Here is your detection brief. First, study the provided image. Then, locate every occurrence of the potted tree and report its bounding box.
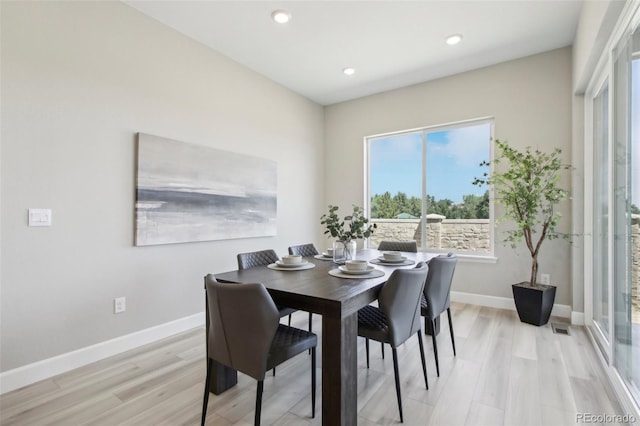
[473,139,571,326]
[320,205,376,264]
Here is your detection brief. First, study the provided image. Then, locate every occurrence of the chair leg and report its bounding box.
[416,332,429,390]
[255,380,264,426]
[391,348,404,423]
[381,342,385,359]
[201,358,213,426]
[431,319,440,377]
[365,338,370,368]
[288,314,292,326]
[311,346,316,418]
[424,316,428,335]
[447,308,456,356]
[272,367,276,376]
[308,313,313,355]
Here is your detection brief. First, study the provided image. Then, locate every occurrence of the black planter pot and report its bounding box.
[512,282,556,326]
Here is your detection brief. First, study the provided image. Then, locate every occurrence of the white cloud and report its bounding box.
[432,125,490,167]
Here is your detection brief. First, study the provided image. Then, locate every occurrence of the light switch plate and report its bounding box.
[28,208,52,227]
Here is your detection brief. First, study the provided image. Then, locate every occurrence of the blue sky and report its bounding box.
[369,123,491,204]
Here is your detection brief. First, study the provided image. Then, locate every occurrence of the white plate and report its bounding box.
[377,256,406,263]
[338,265,376,275]
[321,253,333,258]
[276,260,309,268]
[268,263,315,271]
[370,258,415,266]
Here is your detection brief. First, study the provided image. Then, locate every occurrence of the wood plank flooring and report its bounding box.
[0,303,626,425]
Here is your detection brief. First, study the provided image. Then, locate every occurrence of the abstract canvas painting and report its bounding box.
[135,133,277,246]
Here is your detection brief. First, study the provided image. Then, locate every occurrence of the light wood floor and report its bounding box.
[0,303,626,425]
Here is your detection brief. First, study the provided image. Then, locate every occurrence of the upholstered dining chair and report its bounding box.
[237,248,313,364]
[373,239,418,361]
[202,275,317,426]
[288,243,319,257]
[237,249,297,324]
[377,240,418,252]
[421,252,457,377]
[357,262,430,423]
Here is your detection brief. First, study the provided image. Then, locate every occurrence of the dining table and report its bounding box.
[210,248,435,426]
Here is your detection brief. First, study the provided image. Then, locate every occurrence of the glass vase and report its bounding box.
[333,240,357,264]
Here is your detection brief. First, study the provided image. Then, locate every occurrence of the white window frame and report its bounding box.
[583,1,640,419]
[364,116,495,261]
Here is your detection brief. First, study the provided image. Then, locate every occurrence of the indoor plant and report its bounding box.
[473,139,571,325]
[320,204,376,263]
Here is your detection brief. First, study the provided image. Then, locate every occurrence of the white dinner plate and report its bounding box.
[321,253,333,258]
[338,265,376,275]
[377,256,406,263]
[275,260,309,268]
[370,258,415,266]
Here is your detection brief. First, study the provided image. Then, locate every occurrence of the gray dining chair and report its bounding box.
[288,243,319,257]
[421,252,457,377]
[237,248,313,364]
[237,249,297,323]
[373,239,418,361]
[357,262,430,423]
[202,275,317,426]
[377,240,418,252]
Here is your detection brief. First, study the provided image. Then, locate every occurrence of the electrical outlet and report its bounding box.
[540,274,550,285]
[114,297,126,314]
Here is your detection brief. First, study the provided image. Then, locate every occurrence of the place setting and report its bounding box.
[369,251,416,266]
[268,255,316,271]
[313,247,335,261]
[329,259,385,279]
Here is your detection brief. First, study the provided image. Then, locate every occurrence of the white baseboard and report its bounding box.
[571,311,585,325]
[0,312,205,395]
[451,291,572,319]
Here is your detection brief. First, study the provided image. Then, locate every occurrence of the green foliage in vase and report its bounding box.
[320,205,377,243]
[473,139,571,287]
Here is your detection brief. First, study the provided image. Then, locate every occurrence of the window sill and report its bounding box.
[422,251,497,264]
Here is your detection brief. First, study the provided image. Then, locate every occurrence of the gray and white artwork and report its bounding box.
[135,133,277,246]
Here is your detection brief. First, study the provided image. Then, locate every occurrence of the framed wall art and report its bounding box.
[135,133,277,246]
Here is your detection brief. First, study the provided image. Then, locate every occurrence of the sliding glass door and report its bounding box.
[593,80,610,342]
[612,28,640,402]
[589,21,640,410]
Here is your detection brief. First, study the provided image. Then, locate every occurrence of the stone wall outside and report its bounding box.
[370,217,491,254]
[632,215,639,323]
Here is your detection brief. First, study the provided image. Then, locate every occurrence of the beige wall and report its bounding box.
[0,1,324,371]
[325,47,573,304]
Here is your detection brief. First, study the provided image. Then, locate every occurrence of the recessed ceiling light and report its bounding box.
[446,34,463,45]
[271,10,291,24]
[343,67,355,76]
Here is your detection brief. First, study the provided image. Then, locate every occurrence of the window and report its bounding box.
[593,80,610,341]
[366,118,493,255]
[587,16,640,412]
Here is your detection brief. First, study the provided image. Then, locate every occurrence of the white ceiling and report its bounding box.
[124,0,583,106]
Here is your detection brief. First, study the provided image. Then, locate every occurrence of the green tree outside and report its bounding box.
[371,190,490,219]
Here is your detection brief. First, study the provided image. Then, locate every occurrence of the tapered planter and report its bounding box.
[512,282,556,326]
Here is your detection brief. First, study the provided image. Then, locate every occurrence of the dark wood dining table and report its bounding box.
[211,249,434,426]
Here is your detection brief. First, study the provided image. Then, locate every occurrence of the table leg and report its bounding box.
[322,312,358,426]
[425,316,441,336]
[209,360,237,394]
